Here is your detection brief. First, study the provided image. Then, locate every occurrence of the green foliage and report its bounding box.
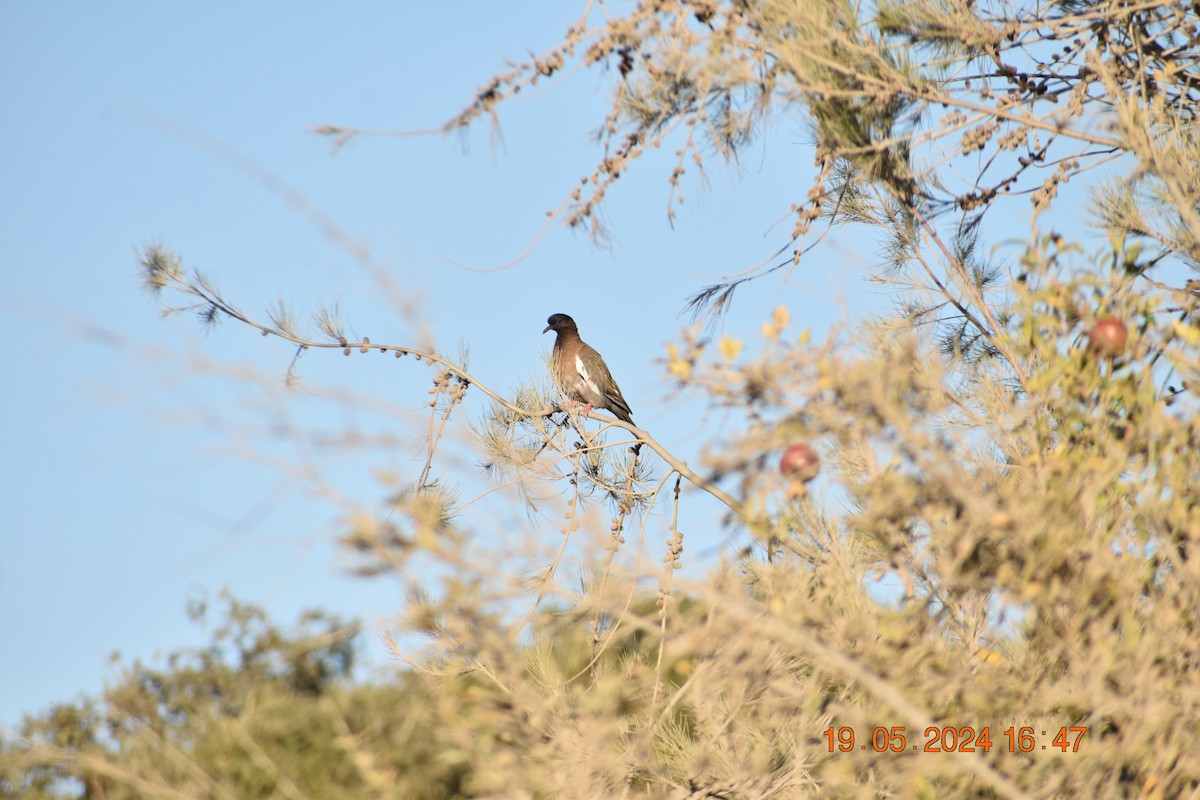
[0,593,469,800]
[362,236,1198,797]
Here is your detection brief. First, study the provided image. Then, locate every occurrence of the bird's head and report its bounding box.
[543,313,578,334]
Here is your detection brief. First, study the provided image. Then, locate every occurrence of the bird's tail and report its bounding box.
[608,395,634,425]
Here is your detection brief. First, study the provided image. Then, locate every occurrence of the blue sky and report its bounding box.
[0,2,889,727]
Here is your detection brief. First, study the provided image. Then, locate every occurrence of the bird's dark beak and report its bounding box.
[542,324,552,334]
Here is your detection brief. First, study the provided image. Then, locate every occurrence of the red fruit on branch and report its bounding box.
[1088,318,1128,358]
[780,443,820,484]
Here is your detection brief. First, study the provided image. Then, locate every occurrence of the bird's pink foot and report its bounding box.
[580,402,594,414]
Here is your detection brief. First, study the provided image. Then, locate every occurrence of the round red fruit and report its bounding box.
[1088,318,1128,358]
[780,443,820,483]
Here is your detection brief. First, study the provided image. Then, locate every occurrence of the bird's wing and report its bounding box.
[574,350,606,403]
[576,345,633,422]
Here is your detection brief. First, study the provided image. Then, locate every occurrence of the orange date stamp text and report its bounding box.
[823,725,1087,754]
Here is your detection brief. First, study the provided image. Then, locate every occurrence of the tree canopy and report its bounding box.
[7,0,1200,798]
